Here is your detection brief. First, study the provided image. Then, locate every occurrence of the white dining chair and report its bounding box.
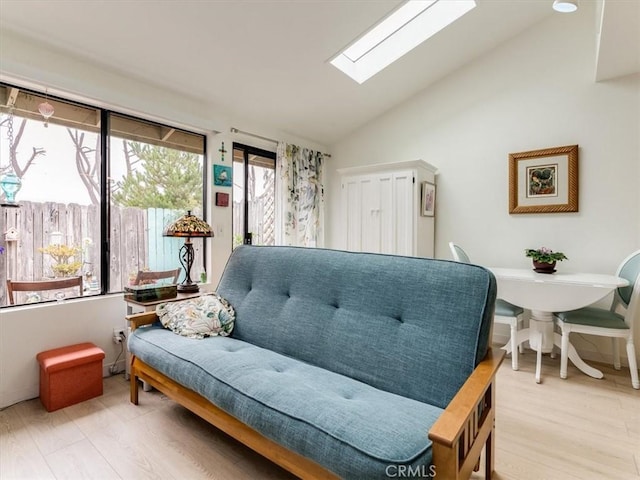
[449,242,525,370]
[554,250,640,389]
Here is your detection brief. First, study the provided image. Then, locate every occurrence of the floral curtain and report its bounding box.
[276,142,324,247]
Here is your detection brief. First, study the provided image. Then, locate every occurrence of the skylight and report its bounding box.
[330,0,476,84]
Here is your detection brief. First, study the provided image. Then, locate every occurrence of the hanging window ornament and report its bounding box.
[0,171,21,205]
[38,100,54,128]
[1,109,22,207]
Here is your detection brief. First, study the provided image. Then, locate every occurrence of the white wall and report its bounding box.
[0,31,326,408]
[327,4,640,364]
[0,295,126,408]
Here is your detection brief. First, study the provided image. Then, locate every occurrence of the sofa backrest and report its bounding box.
[216,246,496,409]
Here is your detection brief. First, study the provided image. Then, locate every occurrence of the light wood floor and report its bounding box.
[1,349,638,480]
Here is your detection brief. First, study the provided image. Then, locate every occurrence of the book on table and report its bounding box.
[124,284,178,302]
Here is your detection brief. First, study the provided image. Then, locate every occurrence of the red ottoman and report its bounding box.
[36,342,105,412]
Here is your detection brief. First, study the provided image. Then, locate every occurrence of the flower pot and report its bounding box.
[533,260,556,274]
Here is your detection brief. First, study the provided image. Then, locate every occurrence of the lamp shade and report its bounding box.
[164,211,213,238]
[552,0,578,13]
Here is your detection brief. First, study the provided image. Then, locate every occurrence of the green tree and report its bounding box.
[112,142,202,209]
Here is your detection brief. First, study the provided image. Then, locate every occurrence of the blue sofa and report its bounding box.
[128,246,504,479]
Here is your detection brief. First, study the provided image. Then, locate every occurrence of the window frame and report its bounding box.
[0,82,207,307]
[232,142,276,247]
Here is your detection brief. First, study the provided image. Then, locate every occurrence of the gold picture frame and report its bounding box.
[509,144,578,214]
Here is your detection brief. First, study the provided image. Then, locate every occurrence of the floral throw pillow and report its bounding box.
[156,294,235,339]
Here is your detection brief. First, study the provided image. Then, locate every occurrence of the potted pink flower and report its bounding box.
[525,247,567,273]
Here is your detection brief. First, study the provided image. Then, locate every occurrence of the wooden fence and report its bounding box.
[232,196,275,246]
[0,203,202,306]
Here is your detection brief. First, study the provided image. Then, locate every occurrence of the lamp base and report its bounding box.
[177,282,200,293]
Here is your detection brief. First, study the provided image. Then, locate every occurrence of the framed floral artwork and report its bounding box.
[509,145,578,214]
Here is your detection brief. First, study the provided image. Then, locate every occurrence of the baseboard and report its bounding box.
[577,348,637,369]
[1,360,127,410]
[0,386,39,410]
[492,332,510,348]
[104,359,127,377]
[492,330,639,369]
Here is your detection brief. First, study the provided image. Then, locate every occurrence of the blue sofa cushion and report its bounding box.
[217,246,496,409]
[495,299,524,317]
[556,307,627,329]
[130,327,443,479]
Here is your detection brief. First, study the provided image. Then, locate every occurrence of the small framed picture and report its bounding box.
[215,192,229,207]
[421,181,436,217]
[213,164,232,187]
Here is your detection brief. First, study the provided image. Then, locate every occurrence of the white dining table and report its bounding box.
[487,267,629,384]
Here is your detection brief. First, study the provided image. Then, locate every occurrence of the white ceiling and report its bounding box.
[0,0,637,146]
[595,0,640,81]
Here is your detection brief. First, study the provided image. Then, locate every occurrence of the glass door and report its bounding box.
[232,144,276,248]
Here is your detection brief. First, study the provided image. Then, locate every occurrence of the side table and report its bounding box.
[123,292,203,381]
[124,291,203,315]
[488,268,628,384]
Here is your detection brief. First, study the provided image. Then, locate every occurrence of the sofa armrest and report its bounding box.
[428,348,505,479]
[126,311,159,331]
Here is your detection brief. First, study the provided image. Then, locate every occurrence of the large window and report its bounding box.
[0,83,206,306]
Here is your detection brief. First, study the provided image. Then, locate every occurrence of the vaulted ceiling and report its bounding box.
[0,0,637,145]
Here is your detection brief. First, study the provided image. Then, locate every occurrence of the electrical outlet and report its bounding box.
[113,328,125,344]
